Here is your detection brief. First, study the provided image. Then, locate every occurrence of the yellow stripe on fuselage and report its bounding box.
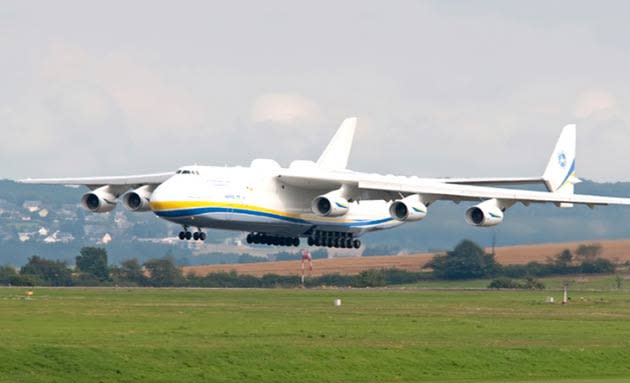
[149,200,370,223]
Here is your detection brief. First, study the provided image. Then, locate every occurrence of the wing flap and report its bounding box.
[437,177,545,186]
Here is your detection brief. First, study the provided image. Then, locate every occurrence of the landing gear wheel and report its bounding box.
[185,231,192,240]
[178,231,185,240]
[314,238,321,247]
[346,239,353,248]
[199,232,206,241]
[246,234,253,244]
[353,239,361,249]
[193,232,200,241]
[307,237,314,246]
[293,237,300,247]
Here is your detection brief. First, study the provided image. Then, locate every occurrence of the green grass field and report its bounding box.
[2,287,630,383]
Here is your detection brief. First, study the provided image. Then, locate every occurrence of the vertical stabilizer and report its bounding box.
[542,124,581,207]
[317,117,357,170]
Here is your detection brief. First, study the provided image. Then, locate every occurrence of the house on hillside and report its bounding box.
[23,201,42,213]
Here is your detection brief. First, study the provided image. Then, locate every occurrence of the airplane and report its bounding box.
[20,118,630,249]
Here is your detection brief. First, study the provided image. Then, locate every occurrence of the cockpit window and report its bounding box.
[176,169,199,175]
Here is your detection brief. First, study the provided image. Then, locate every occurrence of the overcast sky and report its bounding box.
[2,1,630,181]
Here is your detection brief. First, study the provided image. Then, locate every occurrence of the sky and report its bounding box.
[2,1,630,181]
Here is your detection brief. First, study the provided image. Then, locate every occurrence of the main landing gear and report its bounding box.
[178,227,206,241]
[306,231,361,249]
[246,233,300,247]
[245,231,361,249]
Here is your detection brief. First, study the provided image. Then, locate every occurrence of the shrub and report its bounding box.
[581,258,615,274]
[354,269,386,287]
[523,276,545,290]
[488,278,522,289]
[488,277,544,290]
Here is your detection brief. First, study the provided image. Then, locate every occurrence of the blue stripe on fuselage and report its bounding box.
[154,206,393,227]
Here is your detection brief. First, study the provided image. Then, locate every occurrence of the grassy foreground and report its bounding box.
[1,288,630,383]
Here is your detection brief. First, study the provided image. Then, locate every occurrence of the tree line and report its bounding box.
[0,247,427,288]
[0,240,620,288]
[425,240,616,280]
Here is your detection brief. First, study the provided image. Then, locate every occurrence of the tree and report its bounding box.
[556,249,573,267]
[76,247,109,281]
[424,240,499,280]
[0,266,18,285]
[112,258,147,286]
[575,243,602,263]
[20,256,72,286]
[143,258,184,287]
[546,249,578,274]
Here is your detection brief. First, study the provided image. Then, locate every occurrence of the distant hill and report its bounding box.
[0,179,630,266]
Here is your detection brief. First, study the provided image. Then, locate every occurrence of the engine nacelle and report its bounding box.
[122,185,154,212]
[389,195,427,222]
[465,199,504,227]
[312,192,349,217]
[80,186,117,213]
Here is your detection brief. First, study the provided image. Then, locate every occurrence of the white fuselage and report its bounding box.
[149,164,402,237]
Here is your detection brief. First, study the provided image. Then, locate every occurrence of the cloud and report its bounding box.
[250,93,320,124]
[575,90,616,119]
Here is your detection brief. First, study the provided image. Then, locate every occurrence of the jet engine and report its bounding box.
[312,192,349,217]
[389,195,427,222]
[80,186,117,213]
[465,199,504,227]
[122,185,154,212]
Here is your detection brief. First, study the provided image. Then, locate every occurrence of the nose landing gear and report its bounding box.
[178,227,206,241]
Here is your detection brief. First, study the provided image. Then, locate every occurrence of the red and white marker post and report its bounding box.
[300,249,313,287]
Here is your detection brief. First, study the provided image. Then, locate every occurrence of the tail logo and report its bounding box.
[558,152,567,168]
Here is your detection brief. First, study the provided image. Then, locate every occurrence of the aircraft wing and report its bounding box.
[19,172,174,187]
[357,179,630,206]
[277,170,630,207]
